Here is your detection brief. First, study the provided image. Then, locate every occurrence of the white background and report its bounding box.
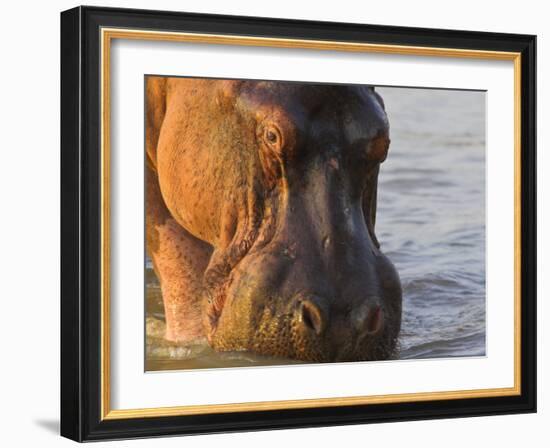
[0,0,546,447]
[111,40,515,409]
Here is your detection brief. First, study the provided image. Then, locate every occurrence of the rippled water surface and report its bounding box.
[146,86,486,371]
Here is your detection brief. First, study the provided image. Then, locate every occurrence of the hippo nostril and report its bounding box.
[354,303,384,336]
[297,298,326,335]
[365,306,384,335]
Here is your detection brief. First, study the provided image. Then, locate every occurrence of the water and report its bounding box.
[146,86,486,370]
[377,87,486,359]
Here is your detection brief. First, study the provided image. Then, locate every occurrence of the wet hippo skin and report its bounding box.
[145,77,402,362]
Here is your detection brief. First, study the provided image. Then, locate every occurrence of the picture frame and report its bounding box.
[60,5,536,441]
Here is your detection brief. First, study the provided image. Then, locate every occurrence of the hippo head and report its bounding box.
[159,79,402,362]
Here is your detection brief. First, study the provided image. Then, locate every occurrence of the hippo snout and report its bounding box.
[208,249,399,363]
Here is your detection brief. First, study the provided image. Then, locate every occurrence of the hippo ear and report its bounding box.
[365,86,386,110]
[371,88,386,111]
[217,80,244,109]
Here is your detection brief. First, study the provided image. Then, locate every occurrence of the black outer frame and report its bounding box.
[60,5,536,442]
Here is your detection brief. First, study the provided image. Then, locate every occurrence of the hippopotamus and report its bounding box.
[145,77,402,363]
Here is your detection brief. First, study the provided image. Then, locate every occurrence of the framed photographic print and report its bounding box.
[60,6,536,441]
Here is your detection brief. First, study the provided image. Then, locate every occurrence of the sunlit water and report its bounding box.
[146,86,486,371]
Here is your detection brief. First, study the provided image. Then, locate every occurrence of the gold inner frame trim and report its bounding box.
[100,27,522,420]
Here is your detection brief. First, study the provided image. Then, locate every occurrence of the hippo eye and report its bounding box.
[367,134,390,163]
[262,125,283,150]
[266,130,277,143]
